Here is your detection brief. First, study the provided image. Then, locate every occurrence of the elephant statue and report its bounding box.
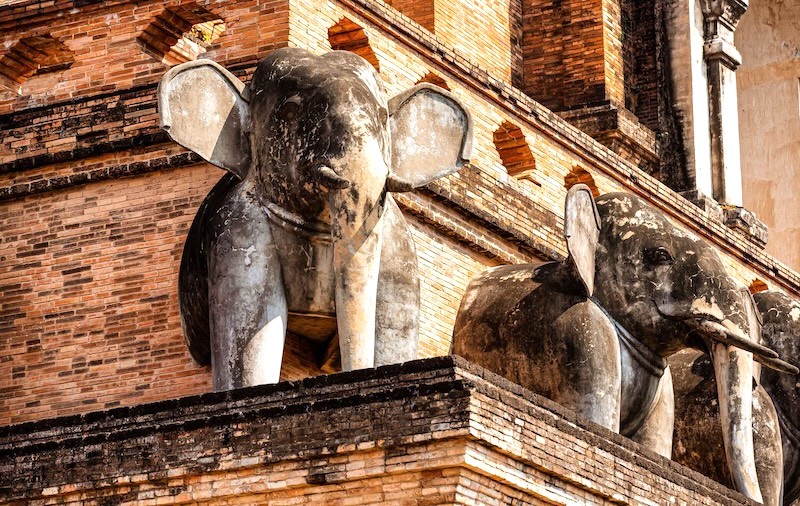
[451,185,796,504]
[673,290,800,505]
[158,48,472,390]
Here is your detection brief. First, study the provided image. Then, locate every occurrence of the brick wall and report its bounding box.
[0,0,289,115]
[521,0,625,111]
[1,0,799,429]
[383,0,434,32]
[0,357,759,505]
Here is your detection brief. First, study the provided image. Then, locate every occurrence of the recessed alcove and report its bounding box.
[749,278,769,294]
[564,164,600,197]
[328,17,380,72]
[137,4,226,66]
[416,71,450,90]
[0,35,75,94]
[493,121,540,185]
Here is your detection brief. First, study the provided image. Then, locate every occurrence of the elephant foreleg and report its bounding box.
[551,300,622,431]
[333,212,384,371]
[628,367,674,458]
[375,196,420,366]
[208,190,288,390]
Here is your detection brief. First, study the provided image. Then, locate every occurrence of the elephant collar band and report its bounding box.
[596,303,667,377]
[775,400,800,449]
[259,198,333,241]
[615,320,667,377]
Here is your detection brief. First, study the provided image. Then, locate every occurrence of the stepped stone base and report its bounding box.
[0,357,754,505]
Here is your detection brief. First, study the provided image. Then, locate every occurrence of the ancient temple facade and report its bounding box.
[0,0,797,504]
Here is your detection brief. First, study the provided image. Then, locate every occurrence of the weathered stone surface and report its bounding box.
[0,357,762,505]
[159,49,472,390]
[453,188,795,503]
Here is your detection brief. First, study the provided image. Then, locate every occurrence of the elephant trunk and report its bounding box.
[324,137,389,372]
[708,341,763,503]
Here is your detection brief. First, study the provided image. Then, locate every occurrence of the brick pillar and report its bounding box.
[522,0,624,111]
[522,0,659,173]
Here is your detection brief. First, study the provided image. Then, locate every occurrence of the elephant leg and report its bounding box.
[333,210,384,372]
[550,301,622,431]
[628,367,674,458]
[208,190,287,390]
[375,196,420,366]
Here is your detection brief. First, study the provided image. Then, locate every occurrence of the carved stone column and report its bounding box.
[700,0,747,205]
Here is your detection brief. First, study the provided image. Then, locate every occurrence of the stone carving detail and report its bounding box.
[158,48,472,390]
[452,185,796,504]
[674,290,800,506]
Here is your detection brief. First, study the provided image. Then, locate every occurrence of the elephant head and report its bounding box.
[593,193,794,501]
[158,48,472,386]
[453,187,794,503]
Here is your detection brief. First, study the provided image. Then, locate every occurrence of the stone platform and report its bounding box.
[0,356,754,505]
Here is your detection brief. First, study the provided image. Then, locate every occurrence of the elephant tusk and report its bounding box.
[316,164,351,190]
[688,318,784,362]
[754,354,800,374]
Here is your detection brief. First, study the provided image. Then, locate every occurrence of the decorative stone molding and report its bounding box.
[699,0,748,35]
[723,206,768,247]
[704,39,742,70]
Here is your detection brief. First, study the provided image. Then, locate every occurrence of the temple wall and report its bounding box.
[737,0,800,271]
[1,0,798,427]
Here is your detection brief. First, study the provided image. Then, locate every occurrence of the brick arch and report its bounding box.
[564,165,600,198]
[328,18,380,72]
[0,35,74,94]
[748,278,769,294]
[415,72,450,91]
[493,121,539,185]
[137,3,226,66]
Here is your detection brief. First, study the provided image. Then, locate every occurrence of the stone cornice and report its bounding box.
[700,0,749,36]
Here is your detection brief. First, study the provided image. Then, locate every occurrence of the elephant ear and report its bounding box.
[158,59,251,179]
[387,83,473,190]
[564,184,601,297]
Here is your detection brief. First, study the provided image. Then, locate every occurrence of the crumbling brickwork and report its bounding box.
[0,357,761,505]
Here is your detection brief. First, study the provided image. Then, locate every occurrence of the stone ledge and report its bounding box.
[558,103,660,170]
[724,206,769,247]
[0,356,756,505]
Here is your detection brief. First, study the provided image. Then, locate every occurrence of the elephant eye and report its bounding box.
[278,97,302,121]
[644,246,674,266]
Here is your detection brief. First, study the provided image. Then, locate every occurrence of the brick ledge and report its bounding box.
[0,356,756,505]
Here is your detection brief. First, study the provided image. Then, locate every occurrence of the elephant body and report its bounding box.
[160,48,472,390]
[452,187,795,503]
[454,261,672,446]
[673,290,800,505]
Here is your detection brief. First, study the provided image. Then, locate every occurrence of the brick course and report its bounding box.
[0,357,760,505]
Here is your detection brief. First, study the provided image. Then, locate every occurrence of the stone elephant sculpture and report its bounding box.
[673,290,800,505]
[452,185,795,503]
[158,48,472,390]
